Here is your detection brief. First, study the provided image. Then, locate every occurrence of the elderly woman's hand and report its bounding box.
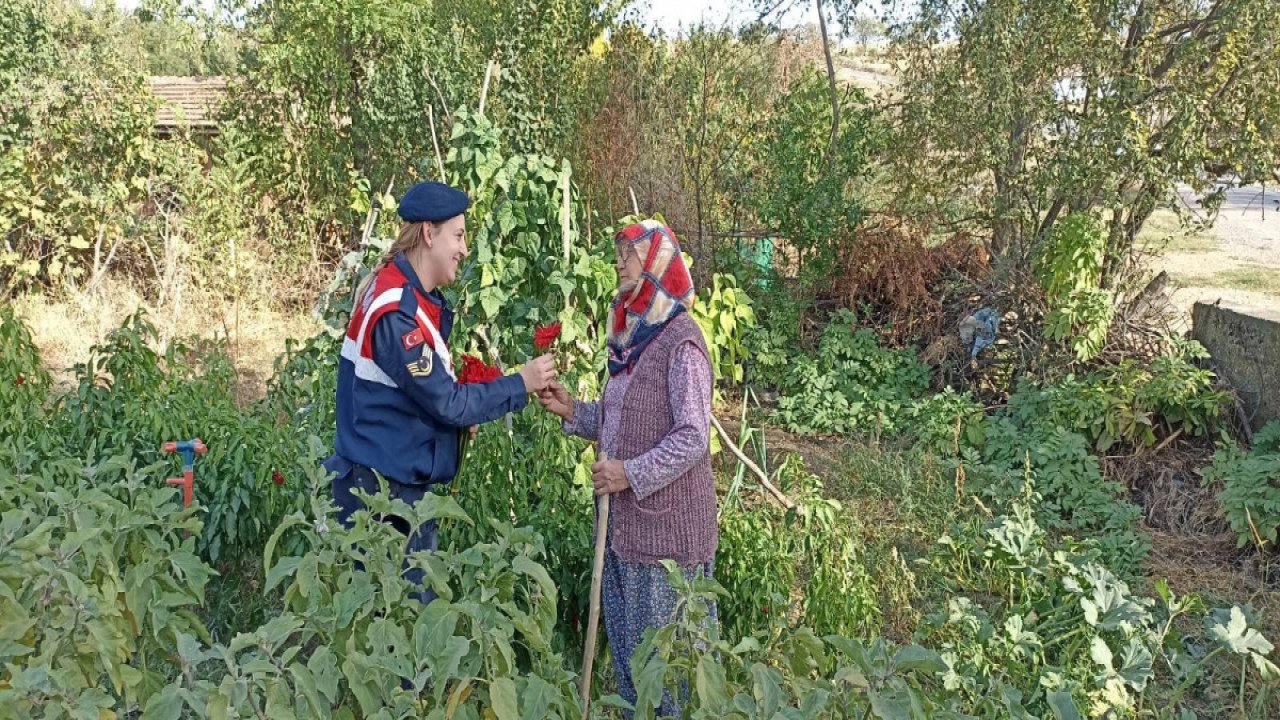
[591,459,629,496]
[537,380,574,421]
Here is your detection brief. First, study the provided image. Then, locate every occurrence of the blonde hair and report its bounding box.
[353,221,428,303]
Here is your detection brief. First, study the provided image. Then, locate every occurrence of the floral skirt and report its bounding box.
[601,542,716,719]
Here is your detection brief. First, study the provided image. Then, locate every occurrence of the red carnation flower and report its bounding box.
[458,354,503,384]
[272,470,285,486]
[14,375,24,386]
[533,322,562,351]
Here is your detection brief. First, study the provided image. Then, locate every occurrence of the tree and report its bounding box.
[887,0,1280,288]
[0,0,160,295]
[576,23,830,277]
[850,13,886,49]
[226,0,622,259]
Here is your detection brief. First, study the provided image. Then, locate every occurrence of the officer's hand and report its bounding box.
[537,380,574,421]
[519,354,557,393]
[591,459,629,496]
[469,425,478,440]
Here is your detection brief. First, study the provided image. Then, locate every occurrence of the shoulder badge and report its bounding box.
[406,352,433,378]
[402,328,425,351]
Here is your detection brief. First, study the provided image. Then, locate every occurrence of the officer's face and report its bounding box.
[615,242,643,289]
[426,215,468,285]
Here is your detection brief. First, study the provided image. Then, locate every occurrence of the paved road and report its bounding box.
[1176,182,1280,267]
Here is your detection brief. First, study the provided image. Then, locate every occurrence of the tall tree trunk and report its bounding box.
[1102,188,1156,290]
[816,0,841,172]
[991,115,1030,259]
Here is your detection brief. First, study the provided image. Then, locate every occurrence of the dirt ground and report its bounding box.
[1144,183,1280,322]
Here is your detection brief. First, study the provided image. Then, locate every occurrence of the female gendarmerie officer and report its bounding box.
[324,180,556,601]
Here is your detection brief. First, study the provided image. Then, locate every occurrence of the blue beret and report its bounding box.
[397,181,470,223]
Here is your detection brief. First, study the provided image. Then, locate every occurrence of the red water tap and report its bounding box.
[163,439,207,509]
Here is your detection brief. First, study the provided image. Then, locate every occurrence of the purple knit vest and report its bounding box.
[607,313,718,567]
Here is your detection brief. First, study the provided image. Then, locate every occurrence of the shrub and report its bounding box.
[1206,422,1280,550]
[160,477,583,719]
[926,491,1278,718]
[963,419,1149,575]
[1006,350,1227,453]
[690,273,757,386]
[905,387,988,456]
[718,454,880,641]
[0,463,211,716]
[17,311,311,563]
[774,311,930,436]
[1035,213,1114,362]
[0,306,54,451]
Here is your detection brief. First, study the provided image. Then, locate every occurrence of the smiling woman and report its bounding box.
[323,180,559,603]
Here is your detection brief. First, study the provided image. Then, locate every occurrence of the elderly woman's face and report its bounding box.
[615,243,643,289]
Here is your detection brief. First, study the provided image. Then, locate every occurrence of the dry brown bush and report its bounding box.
[826,217,990,346]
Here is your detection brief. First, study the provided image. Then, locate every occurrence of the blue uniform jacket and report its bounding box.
[327,254,527,485]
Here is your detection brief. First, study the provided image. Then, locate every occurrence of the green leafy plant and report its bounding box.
[691,273,757,386]
[621,563,955,720]
[965,419,1149,575]
[1006,352,1227,453]
[718,453,880,641]
[906,387,988,456]
[1035,213,1114,362]
[774,311,930,436]
[0,306,53,446]
[927,486,1277,718]
[154,465,583,720]
[42,312,309,563]
[1205,422,1280,550]
[445,107,616,374]
[0,460,212,717]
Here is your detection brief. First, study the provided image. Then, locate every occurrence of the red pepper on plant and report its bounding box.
[14,375,24,386]
[272,470,285,486]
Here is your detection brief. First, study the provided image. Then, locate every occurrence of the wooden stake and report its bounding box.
[427,105,445,180]
[580,453,611,713]
[561,169,572,265]
[479,59,498,117]
[709,414,795,510]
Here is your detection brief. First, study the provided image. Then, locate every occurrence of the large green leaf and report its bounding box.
[489,676,518,720]
[1047,690,1082,720]
[140,684,184,720]
[696,654,729,709]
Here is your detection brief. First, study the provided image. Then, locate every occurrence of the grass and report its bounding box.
[727,418,965,629]
[1209,267,1280,293]
[820,442,961,638]
[200,555,283,644]
[16,277,323,404]
[1177,266,1280,294]
[1138,208,1220,254]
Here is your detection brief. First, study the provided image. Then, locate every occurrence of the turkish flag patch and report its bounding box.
[402,328,425,351]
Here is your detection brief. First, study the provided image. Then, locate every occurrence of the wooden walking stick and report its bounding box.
[580,451,611,713]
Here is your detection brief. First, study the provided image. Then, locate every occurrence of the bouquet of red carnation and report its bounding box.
[459,354,503,384]
[533,321,562,352]
[454,354,503,479]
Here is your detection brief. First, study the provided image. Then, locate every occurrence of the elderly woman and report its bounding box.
[538,219,717,715]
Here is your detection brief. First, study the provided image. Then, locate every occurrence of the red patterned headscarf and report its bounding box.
[607,220,695,376]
